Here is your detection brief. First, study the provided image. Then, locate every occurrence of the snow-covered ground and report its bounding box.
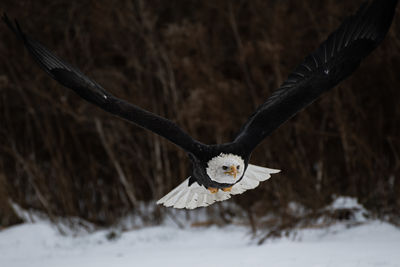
[2,220,400,267]
[1,198,400,267]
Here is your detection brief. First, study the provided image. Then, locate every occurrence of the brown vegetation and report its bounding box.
[1,0,399,229]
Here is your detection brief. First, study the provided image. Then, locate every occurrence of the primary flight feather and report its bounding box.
[3,0,398,209]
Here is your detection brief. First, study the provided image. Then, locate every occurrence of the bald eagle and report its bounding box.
[3,0,398,209]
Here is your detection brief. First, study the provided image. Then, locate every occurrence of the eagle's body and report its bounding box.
[187,144,249,189]
[3,0,398,209]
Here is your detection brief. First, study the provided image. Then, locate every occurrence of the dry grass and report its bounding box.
[0,0,399,228]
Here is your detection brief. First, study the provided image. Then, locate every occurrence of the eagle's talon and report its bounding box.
[222,186,233,192]
[208,187,218,194]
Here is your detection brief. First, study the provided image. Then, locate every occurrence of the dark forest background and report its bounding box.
[1,0,399,231]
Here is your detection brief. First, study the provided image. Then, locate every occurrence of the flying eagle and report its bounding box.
[3,0,398,209]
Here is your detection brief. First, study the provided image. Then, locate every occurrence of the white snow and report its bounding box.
[2,197,399,267]
[1,219,400,267]
[329,196,364,210]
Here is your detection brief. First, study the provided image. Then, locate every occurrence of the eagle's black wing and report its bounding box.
[3,14,205,154]
[233,0,398,155]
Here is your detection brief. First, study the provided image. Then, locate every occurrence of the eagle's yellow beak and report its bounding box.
[224,165,238,179]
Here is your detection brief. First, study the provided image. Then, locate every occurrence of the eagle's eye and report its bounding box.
[237,165,240,170]
[222,166,228,170]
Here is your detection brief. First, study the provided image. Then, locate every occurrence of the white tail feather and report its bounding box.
[156,164,280,209]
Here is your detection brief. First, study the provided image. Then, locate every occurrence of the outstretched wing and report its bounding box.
[234,0,398,154]
[3,14,205,154]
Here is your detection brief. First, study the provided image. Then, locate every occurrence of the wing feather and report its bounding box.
[233,0,397,154]
[2,14,204,154]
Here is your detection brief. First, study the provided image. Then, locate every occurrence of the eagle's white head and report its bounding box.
[206,153,245,184]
